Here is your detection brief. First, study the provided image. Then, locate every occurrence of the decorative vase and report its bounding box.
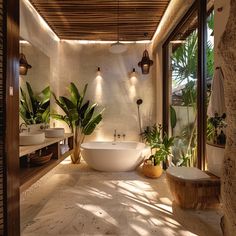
[142,160,163,178]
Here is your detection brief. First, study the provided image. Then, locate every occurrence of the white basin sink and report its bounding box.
[20,131,45,146]
[44,128,65,138]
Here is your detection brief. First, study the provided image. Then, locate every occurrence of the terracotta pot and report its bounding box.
[142,161,163,178]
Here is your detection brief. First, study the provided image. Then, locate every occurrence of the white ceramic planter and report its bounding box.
[206,143,225,177]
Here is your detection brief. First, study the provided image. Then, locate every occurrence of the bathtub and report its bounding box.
[81,141,150,171]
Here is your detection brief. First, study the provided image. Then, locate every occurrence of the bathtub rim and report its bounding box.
[81,141,148,151]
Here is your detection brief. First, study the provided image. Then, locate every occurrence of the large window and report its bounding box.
[162,0,213,169]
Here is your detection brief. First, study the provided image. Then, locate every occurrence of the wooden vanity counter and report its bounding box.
[19,133,73,157]
[19,133,74,192]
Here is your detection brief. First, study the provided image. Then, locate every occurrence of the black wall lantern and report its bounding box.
[138,49,153,74]
[19,53,32,75]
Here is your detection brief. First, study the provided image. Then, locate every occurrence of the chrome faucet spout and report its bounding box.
[19,123,28,133]
[113,129,117,142]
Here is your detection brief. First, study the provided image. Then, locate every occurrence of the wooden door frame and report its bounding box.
[162,0,207,169]
[3,0,20,235]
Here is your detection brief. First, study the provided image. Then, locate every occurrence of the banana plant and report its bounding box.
[52,82,104,164]
[20,82,50,125]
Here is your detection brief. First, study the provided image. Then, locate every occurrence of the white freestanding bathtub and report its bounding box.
[81,141,150,171]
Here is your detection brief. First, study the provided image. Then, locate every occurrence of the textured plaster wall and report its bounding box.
[214,0,230,67]
[19,43,50,94]
[52,42,156,141]
[20,0,59,97]
[217,0,236,235]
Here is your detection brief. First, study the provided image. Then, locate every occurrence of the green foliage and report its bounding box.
[207,113,227,144]
[142,124,162,150]
[181,81,197,109]
[170,105,177,130]
[52,82,104,136]
[207,119,215,142]
[142,124,175,166]
[20,82,50,125]
[170,14,214,166]
[172,31,198,83]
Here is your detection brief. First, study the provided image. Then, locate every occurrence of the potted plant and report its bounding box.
[141,124,175,178]
[20,82,50,129]
[52,82,104,164]
[206,113,226,177]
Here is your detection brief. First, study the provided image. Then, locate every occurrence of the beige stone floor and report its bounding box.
[20,158,223,236]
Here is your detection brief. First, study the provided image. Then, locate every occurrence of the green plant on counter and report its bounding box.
[20,82,50,125]
[207,113,227,145]
[52,82,104,164]
[142,124,175,167]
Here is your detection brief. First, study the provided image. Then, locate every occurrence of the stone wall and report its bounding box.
[218,0,236,235]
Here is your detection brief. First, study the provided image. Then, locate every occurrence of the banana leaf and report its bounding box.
[83,113,103,135]
[26,82,39,115]
[69,82,81,106]
[20,83,51,124]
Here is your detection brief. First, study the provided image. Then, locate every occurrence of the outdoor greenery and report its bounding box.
[170,12,214,167]
[142,124,175,167]
[52,82,104,164]
[20,82,50,125]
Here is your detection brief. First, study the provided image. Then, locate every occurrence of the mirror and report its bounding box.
[19,39,51,126]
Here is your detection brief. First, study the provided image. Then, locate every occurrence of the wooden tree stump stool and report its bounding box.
[166,167,220,209]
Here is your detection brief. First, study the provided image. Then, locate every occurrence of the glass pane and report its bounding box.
[168,10,198,167]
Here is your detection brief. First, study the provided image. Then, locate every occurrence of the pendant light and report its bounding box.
[109,0,127,54]
[19,53,32,75]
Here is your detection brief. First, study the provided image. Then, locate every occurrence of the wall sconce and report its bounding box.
[138,49,153,74]
[19,53,32,75]
[131,68,136,77]
[97,67,101,76]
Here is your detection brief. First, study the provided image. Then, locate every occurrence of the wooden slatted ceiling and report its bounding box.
[29,0,170,41]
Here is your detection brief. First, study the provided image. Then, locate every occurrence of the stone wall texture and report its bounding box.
[218,0,236,235]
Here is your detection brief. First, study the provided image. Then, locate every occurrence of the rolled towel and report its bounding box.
[60,144,70,155]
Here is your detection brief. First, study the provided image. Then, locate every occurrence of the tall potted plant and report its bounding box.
[142,124,174,178]
[52,82,104,164]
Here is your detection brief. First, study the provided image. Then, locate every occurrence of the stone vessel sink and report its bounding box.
[20,131,45,146]
[44,128,65,138]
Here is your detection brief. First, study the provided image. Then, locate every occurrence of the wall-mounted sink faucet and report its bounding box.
[19,123,28,133]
